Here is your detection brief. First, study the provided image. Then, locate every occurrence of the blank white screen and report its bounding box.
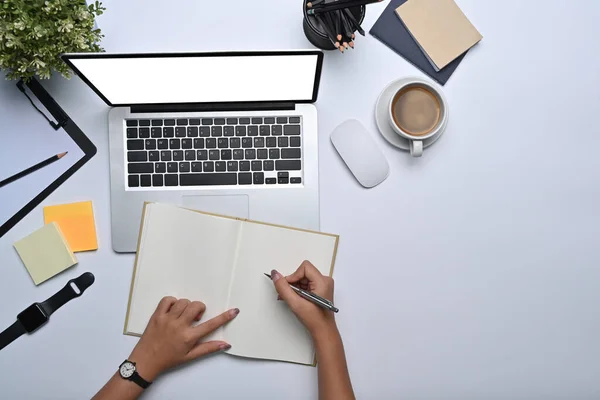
[68,54,319,105]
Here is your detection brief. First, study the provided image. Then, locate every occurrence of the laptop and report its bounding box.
[61,51,324,253]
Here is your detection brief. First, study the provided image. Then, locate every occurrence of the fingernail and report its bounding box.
[229,308,240,317]
[220,344,231,351]
[271,269,281,282]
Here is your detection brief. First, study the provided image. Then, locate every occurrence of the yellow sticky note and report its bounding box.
[44,201,98,252]
[14,222,78,285]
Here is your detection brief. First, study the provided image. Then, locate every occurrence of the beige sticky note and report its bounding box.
[397,0,482,70]
[44,201,98,252]
[14,222,78,285]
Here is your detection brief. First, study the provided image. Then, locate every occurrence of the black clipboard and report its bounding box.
[0,78,97,238]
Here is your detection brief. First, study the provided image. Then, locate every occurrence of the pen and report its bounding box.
[264,273,339,313]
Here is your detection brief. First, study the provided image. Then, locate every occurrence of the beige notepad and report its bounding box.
[14,222,78,285]
[125,203,339,365]
[397,0,482,71]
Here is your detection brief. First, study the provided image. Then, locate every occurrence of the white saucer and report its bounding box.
[375,77,448,151]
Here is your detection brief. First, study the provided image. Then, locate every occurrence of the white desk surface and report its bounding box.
[2,0,600,398]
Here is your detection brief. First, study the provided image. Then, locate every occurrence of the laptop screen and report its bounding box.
[61,52,323,107]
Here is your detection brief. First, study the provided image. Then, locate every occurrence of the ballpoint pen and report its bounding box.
[264,273,339,313]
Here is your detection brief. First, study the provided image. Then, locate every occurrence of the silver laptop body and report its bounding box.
[62,51,324,252]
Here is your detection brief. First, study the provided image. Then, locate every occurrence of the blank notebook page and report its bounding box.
[224,222,338,365]
[126,204,241,338]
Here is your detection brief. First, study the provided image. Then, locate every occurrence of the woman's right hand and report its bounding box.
[270,260,337,339]
[272,262,355,400]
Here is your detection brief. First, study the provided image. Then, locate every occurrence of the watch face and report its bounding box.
[120,362,136,378]
[16,304,49,333]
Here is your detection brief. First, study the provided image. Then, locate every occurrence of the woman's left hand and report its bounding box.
[128,296,239,381]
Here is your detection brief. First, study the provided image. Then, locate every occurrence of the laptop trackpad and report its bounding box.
[181,195,249,219]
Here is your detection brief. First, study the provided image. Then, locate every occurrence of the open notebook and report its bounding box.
[125,203,339,365]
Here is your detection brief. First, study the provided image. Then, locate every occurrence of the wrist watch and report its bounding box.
[0,272,95,352]
[119,360,152,389]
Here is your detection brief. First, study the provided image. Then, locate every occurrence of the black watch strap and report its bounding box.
[131,372,152,389]
[39,272,95,316]
[0,272,95,352]
[0,321,27,351]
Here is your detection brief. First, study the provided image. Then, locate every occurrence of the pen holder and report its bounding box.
[302,1,366,51]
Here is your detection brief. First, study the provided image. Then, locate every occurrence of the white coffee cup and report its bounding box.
[388,79,448,157]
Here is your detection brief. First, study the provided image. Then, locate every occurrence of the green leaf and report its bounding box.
[0,0,106,80]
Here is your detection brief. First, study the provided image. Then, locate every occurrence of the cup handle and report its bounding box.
[410,140,423,157]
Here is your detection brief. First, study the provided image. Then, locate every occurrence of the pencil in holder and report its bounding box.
[303,0,365,51]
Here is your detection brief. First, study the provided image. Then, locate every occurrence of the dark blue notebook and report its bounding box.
[369,0,466,85]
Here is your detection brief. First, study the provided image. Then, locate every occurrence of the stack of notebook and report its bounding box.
[370,0,482,85]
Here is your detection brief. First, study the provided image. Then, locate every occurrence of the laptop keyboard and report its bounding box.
[125,117,303,188]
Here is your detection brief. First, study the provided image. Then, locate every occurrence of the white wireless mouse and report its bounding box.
[330,119,389,188]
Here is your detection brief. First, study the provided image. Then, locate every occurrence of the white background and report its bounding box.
[1,0,600,399]
[68,55,319,104]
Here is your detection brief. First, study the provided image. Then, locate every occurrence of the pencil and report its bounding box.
[334,10,343,41]
[341,29,349,49]
[323,11,335,38]
[322,12,344,51]
[307,0,382,15]
[343,7,365,36]
[309,0,363,9]
[340,11,354,40]
[0,152,68,188]
[315,14,342,51]
[306,0,325,8]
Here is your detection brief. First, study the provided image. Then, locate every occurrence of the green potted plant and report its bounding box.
[0,0,105,81]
